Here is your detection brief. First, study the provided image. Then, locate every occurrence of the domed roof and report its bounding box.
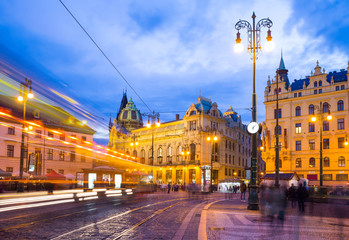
[117,98,143,130]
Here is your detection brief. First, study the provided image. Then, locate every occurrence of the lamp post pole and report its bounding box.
[206,132,218,192]
[275,69,280,188]
[145,111,160,166]
[235,12,273,210]
[311,101,332,187]
[17,78,34,192]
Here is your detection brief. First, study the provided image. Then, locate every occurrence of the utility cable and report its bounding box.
[58,0,152,112]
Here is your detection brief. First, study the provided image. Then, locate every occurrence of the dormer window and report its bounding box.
[33,110,40,119]
[190,111,196,116]
[319,80,322,87]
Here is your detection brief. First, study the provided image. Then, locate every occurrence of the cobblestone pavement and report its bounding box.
[0,191,214,240]
[1,191,348,240]
[202,193,349,240]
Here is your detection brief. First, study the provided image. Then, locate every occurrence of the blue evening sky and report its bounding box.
[0,0,348,143]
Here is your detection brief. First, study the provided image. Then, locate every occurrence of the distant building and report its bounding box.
[0,95,95,179]
[262,56,349,185]
[109,95,256,186]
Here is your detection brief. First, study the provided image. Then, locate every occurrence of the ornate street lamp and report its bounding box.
[145,111,160,166]
[17,78,34,192]
[235,12,273,210]
[310,102,332,187]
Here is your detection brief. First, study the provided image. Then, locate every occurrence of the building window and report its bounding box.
[229,141,231,150]
[322,102,329,113]
[319,80,322,87]
[190,143,196,161]
[296,141,301,151]
[314,81,317,87]
[338,119,344,130]
[298,92,302,97]
[295,123,302,134]
[274,109,282,119]
[48,132,54,138]
[35,130,42,138]
[229,155,231,164]
[59,151,65,161]
[81,136,86,142]
[157,147,163,163]
[225,168,227,176]
[309,105,314,115]
[309,158,315,168]
[6,167,13,172]
[337,100,344,111]
[189,120,196,130]
[7,145,14,157]
[323,138,329,149]
[295,106,301,116]
[274,125,282,135]
[309,122,315,132]
[296,158,302,168]
[58,169,64,175]
[47,149,53,160]
[229,168,231,176]
[338,137,345,148]
[133,150,137,157]
[309,140,315,150]
[70,151,76,161]
[324,157,330,167]
[319,89,322,94]
[167,146,173,163]
[323,121,329,131]
[338,156,345,167]
[336,174,348,181]
[149,148,153,161]
[60,134,65,141]
[323,174,332,181]
[294,93,297,97]
[341,85,345,90]
[314,90,317,94]
[279,158,282,168]
[225,153,227,163]
[336,86,339,91]
[8,127,15,135]
[176,146,183,161]
[70,135,77,143]
[46,168,53,174]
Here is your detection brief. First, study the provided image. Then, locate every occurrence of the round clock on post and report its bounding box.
[247,122,259,134]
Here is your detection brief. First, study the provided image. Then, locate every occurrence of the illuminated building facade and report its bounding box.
[109,95,253,186]
[262,57,349,185]
[0,95,95,177]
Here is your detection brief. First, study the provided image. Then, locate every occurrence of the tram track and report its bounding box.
[50,198,188,240]
[0,195,185,232]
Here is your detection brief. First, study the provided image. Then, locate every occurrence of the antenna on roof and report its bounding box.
[199,89,201,97]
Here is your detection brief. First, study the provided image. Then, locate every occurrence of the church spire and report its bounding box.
[108,114,113,132]
[279,49,286,70]
[116,91,128,120]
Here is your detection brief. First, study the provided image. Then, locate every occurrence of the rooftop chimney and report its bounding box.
[176,114,180,120]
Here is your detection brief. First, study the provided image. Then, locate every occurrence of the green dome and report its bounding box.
[117,98,143,130]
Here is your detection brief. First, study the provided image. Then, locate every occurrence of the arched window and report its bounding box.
[189,143,195,161]
[338,156,345,167]
[314,81,317,87]
[337,100,344,111]
[140,149,145,164]
[279,88,281,93]
[176,146,183,161]
[296,158,302,168]
[148,148,153,164]
[274,88,277,95]
[323,102,329,113]
[274,125,282,135]
[309,104,314,115]
[167,146,173,163]
[324,157,330,167]
[295,106,301,116]
[157,147,163,163]
[309,157,315,168]
[319,80,322,87]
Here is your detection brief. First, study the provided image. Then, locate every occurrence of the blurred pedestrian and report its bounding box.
[167,182,171,194]
[233,185,237,194]
[297,183,307,213]
[240,182,247,201]
[288,183,297,208]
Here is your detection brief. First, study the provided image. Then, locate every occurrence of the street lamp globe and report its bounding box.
[207,137,211,141]
[28,92,34,99]
[17,95,23,102]
[213,136,218,141]
[327,115,332,121]
[264,29,274,52]
[234,42,244,53]
[311,116,317,122]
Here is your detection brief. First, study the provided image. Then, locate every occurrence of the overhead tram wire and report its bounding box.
[58,0,152,113]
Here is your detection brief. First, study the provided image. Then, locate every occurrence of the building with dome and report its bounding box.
[262,56,349,185]
[108,94,264,187]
